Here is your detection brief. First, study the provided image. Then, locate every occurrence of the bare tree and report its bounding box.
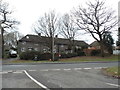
[34,11,59,37]
[73,0,117,57]
[59,13,79,52]
[4,31,24,49]
[33,11,59,60]
[0,0,20,58]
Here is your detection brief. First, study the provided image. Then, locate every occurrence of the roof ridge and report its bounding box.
[26,34,84,42]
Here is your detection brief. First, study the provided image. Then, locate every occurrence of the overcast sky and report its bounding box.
[4,0,120,44]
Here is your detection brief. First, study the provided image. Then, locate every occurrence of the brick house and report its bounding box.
[89,41,101,49]
[84,41,113,56]
[18,34,89,54]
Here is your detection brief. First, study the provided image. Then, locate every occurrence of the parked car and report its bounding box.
[9,50,17,58]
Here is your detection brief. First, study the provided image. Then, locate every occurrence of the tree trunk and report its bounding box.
[99,41,105,57]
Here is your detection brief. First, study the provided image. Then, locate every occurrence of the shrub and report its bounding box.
[40,53,51,60]
[19,51,59,61]
[77,51,85,56]
[91,49,101,56]
[19,51,41,60]
[60,53,78,59]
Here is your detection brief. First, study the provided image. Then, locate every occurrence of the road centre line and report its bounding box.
[83,68,92,70]
[0,71,8,74]
[106,83,120,87]
[1,66,107,74]
[28,70,37,71]
[24,70,50,90]
[13,71,23,74]
[51,69,61,71]
[7,70,13,73]
[74,68,82,70]
[63,68,71,71]
[94,67,103,69]
[40,69,49,71]
[102,67,107,68]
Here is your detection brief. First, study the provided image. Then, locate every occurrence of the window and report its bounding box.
[34,44,39,46]
[22,42,26,45]
[26,36,29,39]
[21,47,26,52]
[28,47,33,51]
[61,45,64,47]
[35,48,38,51]
[43,49,47,53]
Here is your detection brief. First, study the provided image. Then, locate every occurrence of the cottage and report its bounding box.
[18,34,89,54]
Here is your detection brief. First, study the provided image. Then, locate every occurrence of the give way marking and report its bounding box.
[23,70,50,90]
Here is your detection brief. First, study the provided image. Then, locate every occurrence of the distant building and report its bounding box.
[89,41,101,49]
[18,34,89,54]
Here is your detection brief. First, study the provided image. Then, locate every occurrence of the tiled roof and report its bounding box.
[90,41,99,47]
[19,34,89,47]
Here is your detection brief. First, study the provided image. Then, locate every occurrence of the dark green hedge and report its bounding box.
[60,53,78,58]
[91,49,101,56]
[19,51,41,60]
[19,51,86,60]
[19,51,59,61]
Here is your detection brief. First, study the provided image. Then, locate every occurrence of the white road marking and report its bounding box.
[24,70,50,90]
[94,67,103,69]
[40,69,49,71]
[7,70,13,73]
[0,71,8,74]
[51,69,61,71]
[13,71,23,74]
[74,68,82,70]
[17,70,24,72]
[28,70,37,71]
[102,67,107,68]
[63,69,71,71]
[83,68,92,70]
[106,83,120,87]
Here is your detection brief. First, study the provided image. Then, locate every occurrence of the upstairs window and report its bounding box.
[34,44,39,46]
[35,48,38,51]
[22,42,26,45]
[21,47,26,52]
[28,47,33,51]
[26,36,29,39]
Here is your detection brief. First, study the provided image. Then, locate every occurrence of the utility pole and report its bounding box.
[52,35,54,61]
[0,22,4,58]
[0,24,2,59]
[0,23,4,59]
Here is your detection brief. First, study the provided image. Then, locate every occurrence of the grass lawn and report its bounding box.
[4,55,119,64]
[59,55,119,62]
[102,66,120,78]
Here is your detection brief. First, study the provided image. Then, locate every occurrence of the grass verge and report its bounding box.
[102,66,120,79]
[59,55,119,62]
[3,55,119,64]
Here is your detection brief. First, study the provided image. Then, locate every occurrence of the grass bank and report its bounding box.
[102,66,120,78]
[59,55,119,62]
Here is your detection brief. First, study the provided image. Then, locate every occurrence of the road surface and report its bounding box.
[1,62,120,89]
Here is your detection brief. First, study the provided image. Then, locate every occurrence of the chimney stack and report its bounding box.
[38,33,41,36]
[55,35,58,38]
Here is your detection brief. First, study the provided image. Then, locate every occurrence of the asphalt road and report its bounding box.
[1,62,120,89]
